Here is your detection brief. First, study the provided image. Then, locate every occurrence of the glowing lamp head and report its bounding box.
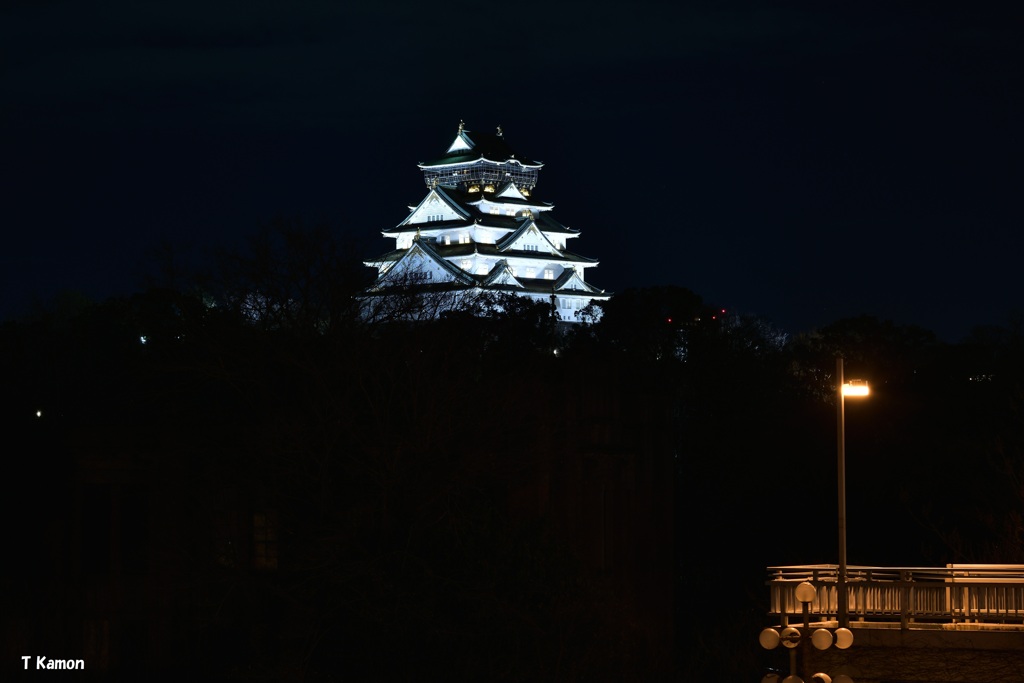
[842,380,869,397]
[780,627,802,648]
[795,581,817,603]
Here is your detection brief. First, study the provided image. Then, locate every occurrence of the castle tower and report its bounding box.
[362,123,610,321]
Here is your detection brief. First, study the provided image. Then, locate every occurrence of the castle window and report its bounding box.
[444,235,451,245]
[489,206,499,215]
[459,234,471,244]
[544,269,554,280]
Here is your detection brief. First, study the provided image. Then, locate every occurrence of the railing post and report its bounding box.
[900,570,910,630]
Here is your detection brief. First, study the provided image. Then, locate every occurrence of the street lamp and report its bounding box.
[836,358,869,629]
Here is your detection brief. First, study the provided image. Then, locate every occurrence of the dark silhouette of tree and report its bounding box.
[906,318,1024,563]
[10,230,662,680]
[209,217,371,337]
[586,285,711,362]
[9,232,1024,682]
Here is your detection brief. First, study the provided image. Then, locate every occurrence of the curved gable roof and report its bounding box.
[496,220,563,256]
[373,239,476,288]
[553,269,603,294]
[481,260,525,289]
[397,186,472,228]
[420,126,542,168]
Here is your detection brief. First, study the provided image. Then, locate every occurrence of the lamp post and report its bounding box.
[836,357,869,629]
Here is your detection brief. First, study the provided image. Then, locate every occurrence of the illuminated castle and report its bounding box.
[362,122,609,321]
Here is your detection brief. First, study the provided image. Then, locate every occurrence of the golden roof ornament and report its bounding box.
[458,120,465,133]
[496,125,503,137]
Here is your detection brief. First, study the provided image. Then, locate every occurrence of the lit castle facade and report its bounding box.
[362,123,610,321]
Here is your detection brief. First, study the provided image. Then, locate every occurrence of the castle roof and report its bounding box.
[384,186,578,236]
[419,125,542,169]
[365,243,599,266]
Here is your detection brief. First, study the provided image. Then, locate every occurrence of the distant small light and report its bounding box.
[36,410,43,418]
[140,335,148,344]
[666,317,672,323]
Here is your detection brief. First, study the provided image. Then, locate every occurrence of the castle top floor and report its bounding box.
[418,122,542,194]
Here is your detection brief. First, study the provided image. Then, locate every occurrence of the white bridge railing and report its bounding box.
[768,564,1024,629]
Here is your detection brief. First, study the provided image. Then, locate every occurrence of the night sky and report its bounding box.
[3,2,1021,342]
